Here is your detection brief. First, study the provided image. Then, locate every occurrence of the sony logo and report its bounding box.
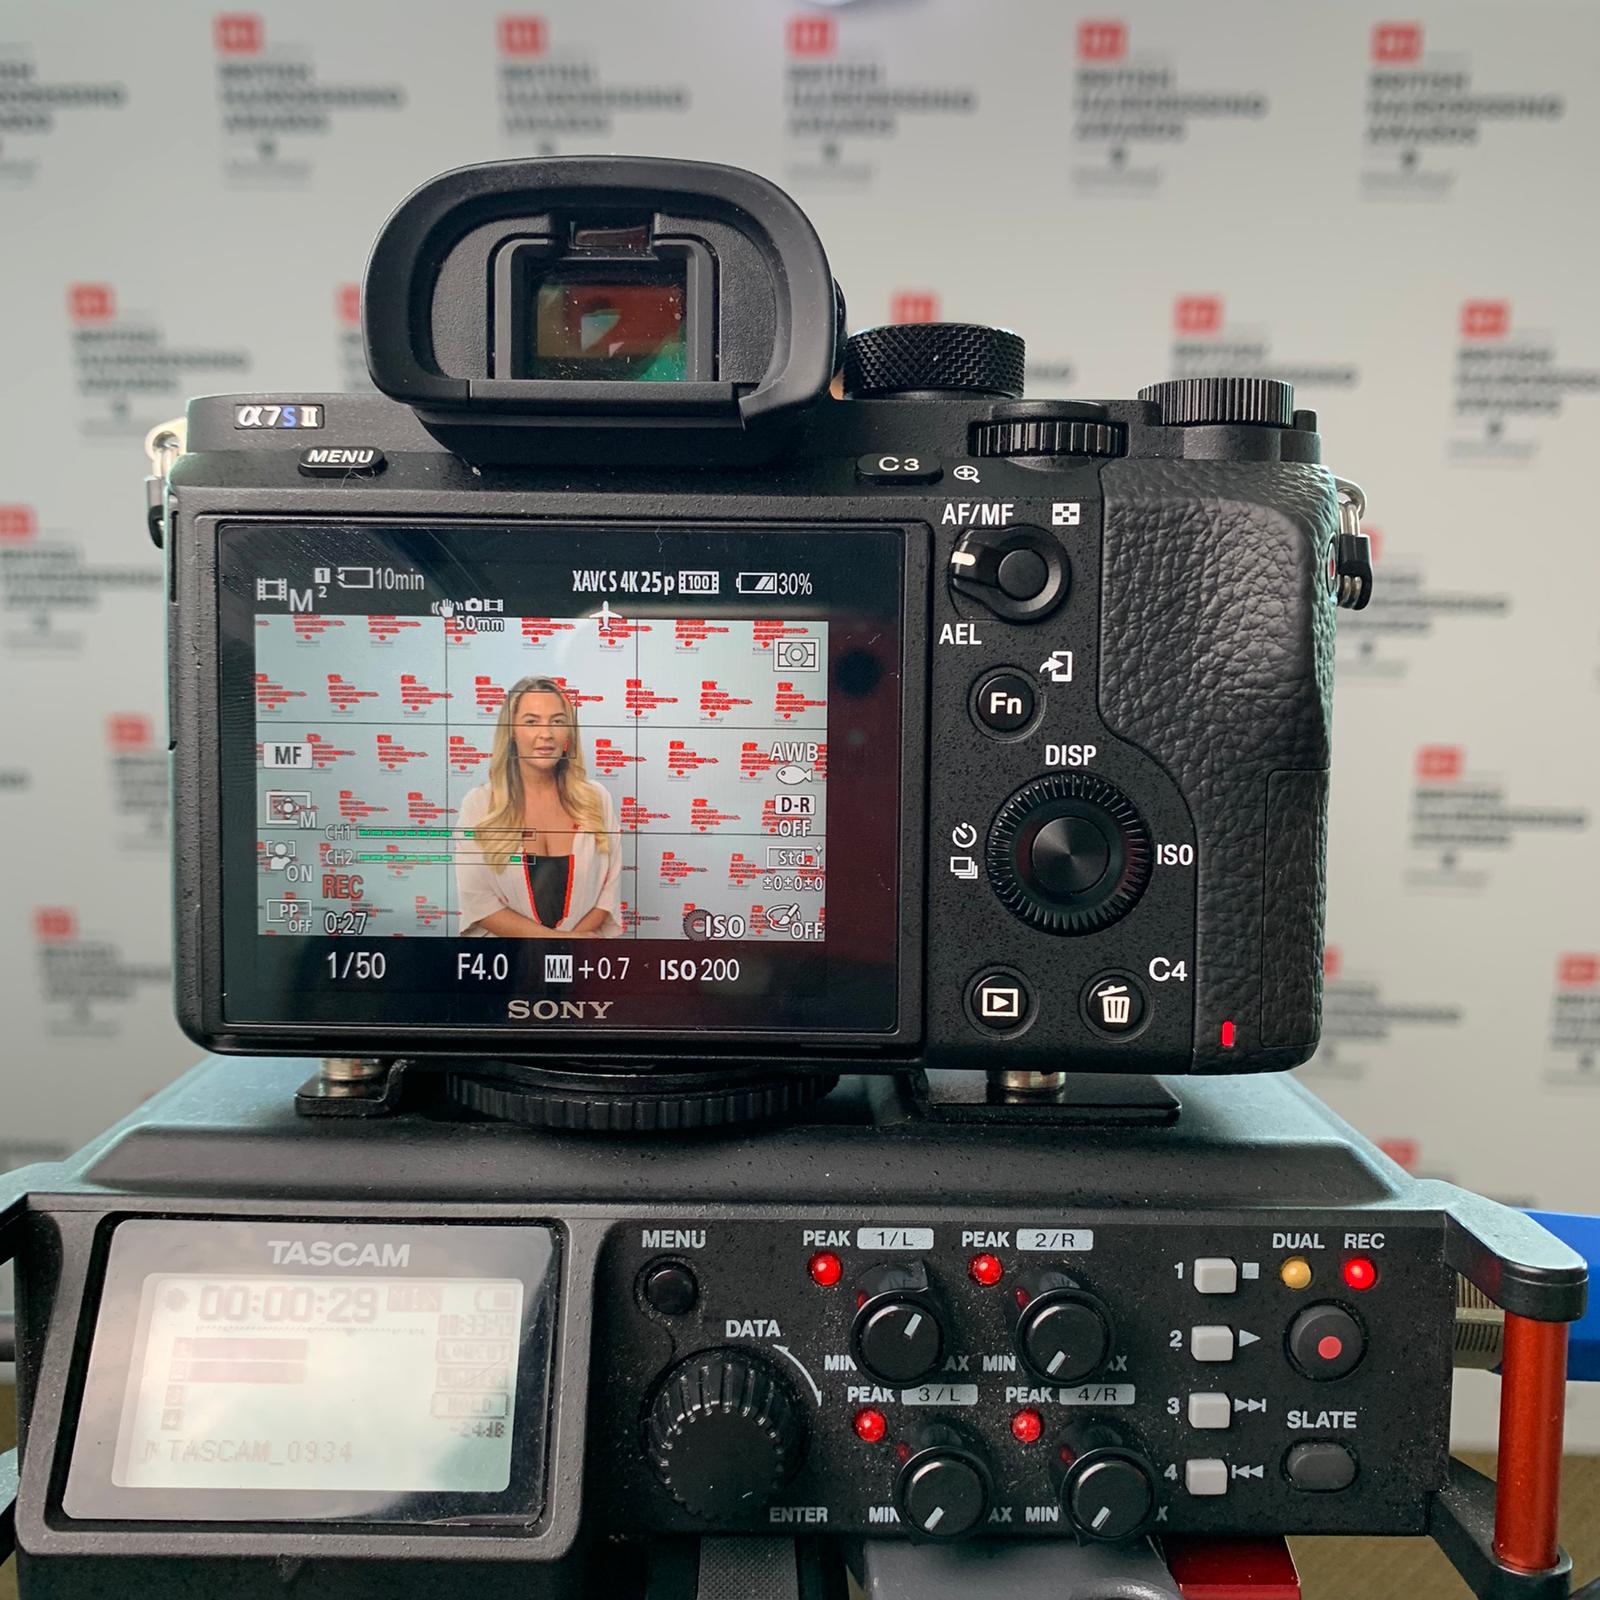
[266,1240,410,1268]
[234,403,323,429]
[507,999,615,1022]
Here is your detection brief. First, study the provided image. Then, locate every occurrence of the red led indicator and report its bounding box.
[1011,1408,1043,1444]
[970,1253,1004,1287]
[854,1408,888,1443]
[808,1251,843,1287]
[1220,1020,1237,1048]
[1342,1257,1378,1291]
[1317,1334,1344,1362]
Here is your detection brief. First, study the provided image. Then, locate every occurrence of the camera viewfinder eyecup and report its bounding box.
[362,156,840,464]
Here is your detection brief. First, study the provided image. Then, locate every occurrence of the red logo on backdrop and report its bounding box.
[367,616,421,641]
[1175,295,1222,335]
[327,674,378,712]
[68,283,115,323]
[1077,20,1127,60]
[474,676,506,716]
[674,619,730,650]
[415,895,447,928]
[598,614,649,645]
[659,851,705,884]
[775,682,826,720]
[591,738,642,777]
[1322,946,1341,980]
[1559,954,1600,988]
[305,733,352,767]
[752,620,810,652]
[255,674,304,711]
[621,797,670,831]
[292,614,341,642]
[626,680,678,717]
[407,793,453,827]
[1461,300,1509,340]
[890,292,940,325]
[690,798,739,832]
[521,617,576,645]
[106,713,153,752]
[34,908,77,943]
[498,15,547,56]
[447,734,492,773]
[399,675,450,713]
[728,852,761,886]
[338,791,387,824]
[1371,23,1422,63]
[376,734,428,771]
[813,743,829,779]
[1416,745,1463,781]
[0,506,36,541]
[739,741,775,779]
[1378,1138,1420,1172]
[786,14,835,56]
[214,13,263,54]
[700,682,753,719]
[667,740,716,777]
[550,677,603,709]
[337,284,361,326]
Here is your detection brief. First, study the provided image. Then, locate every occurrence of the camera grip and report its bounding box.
[1098,460,1338,1073]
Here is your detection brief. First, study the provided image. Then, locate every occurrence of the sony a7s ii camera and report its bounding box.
[154,157,1371,1078]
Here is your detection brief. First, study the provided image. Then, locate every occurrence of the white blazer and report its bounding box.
[455,782,624,937]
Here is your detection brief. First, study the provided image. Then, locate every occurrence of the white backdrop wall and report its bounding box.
[1,0,1596,1442]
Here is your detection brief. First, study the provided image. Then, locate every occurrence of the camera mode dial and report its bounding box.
[843,323,1025,399]
[645,1349,806,1521]
[987,773,1153,935]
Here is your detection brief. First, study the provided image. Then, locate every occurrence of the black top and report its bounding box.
[523,853,572,927]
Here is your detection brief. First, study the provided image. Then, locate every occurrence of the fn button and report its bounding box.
[966,969,1035,1037]
[972,669,1038,737]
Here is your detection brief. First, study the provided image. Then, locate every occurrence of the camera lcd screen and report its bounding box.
[214,523,904,1037]
[64,1220,557,1523]
[531,268,687,381]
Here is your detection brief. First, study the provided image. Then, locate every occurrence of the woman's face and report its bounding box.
[510,691,573,774]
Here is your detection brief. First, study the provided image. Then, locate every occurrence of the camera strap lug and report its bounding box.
[142,415,185,550]
[1332,476,1373,610]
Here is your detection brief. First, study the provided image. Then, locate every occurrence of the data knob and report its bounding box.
[645,1349,806,1521]
[1007,1269,1113,1385]
[843,323,1025,399]
[1138,376,1295,427]
[852,1261,948,1385]
[894,1422,993,1540]
[987,773,1154,936]
[1053,1419,1158,1543]
[949,524,1070,623]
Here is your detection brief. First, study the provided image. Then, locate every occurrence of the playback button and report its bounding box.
[966,968,1035,1037]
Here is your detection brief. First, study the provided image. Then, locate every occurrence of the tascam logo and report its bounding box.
[235,403,324,429]
[507,999,615,1022]
[266,1239,410,1267]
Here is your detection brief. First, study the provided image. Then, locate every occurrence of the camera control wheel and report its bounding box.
[645,1349,806,1520]
[986,773,1153,935]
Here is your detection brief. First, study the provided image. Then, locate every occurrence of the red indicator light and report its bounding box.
[1220,1020,1236,1048]
[1317,1334,1344,1361]
[808,1251,843,1287]
[854,1408,888,1443]
[969,1253,1004,1287]
[1342,1257,1378,1291]
[1011,1409,1043,1444]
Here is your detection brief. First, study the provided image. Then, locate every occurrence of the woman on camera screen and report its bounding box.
[455,675,624,938]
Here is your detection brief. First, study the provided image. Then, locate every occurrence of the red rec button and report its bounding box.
[1288,1304,1366,1380]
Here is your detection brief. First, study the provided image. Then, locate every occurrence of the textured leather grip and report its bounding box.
[1097,460,1338,1073]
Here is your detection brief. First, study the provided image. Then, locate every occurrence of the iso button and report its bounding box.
[856,452,942,484]
[971,669,1038,738]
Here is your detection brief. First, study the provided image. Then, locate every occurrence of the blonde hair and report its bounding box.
[477,676,610,870]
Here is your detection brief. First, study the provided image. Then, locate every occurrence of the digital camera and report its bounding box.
[155,156,1370,1076]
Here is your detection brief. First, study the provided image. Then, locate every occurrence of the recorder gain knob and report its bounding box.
[986,773,1153,936]
[645,1349,806,1521]
[842,323,1026,399]
[1053,1419,1158,1543]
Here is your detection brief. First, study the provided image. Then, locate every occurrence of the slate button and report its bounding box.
[1284,1442,1357,1492]
[298,445,386,477]
[642,1260,698,1316]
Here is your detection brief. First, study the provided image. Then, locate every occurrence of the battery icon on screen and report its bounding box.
[737,572,779,595]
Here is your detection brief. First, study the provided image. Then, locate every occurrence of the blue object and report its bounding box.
[1526,1211,1600,1381]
